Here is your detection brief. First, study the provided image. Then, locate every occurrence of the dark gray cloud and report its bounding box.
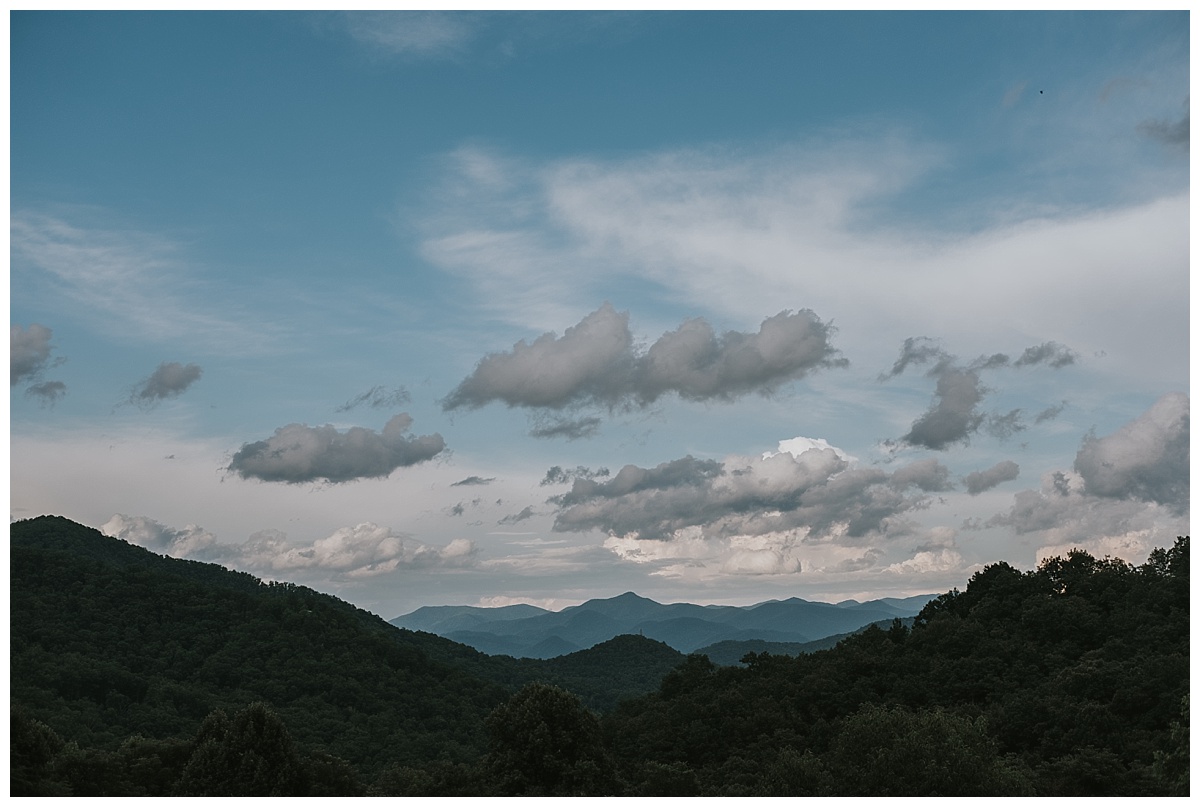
[1074,392,1189,514]
[985,409,1026,441]
[1138,98,1189,151]
[1035,401,1067,423]
[529,415,602,440]
[131,362,202,406]
[1013,341,1077,369]
[878,336,952,380]
[540,465,610,486]
[883,336,1078,451]
[964,460,1020,495]
[888,458,954,492]
[25,380,67,408]
[498,505,536,525]
[551,449,933,543]
[902,368,986,450]
[452,475,495,486]
[443,303,845,417]
[11,323,58,385]
[228,413,446,484]
[443,302,635,411]
[336,385,411,412]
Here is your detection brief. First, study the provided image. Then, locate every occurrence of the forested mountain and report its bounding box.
[392,590,934,657]
[10,516,1189,796]
[9,516,682,792]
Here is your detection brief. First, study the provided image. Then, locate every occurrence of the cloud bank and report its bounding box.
[444,303,845,416]
[228,413,446,484]
[103,514,477,578]
[550,447,950,544]
[987,394,1189,562]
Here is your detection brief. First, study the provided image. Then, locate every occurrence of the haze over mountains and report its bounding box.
[391,591,936,658]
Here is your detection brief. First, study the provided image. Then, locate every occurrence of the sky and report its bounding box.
[9,10,1191,619]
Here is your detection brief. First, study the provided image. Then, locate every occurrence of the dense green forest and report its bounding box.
[10,515,1189,795]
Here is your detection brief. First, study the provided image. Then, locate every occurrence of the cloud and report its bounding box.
[227,413,446,484]
[451,475,495,487]
[11,213,270,352]
[1138,97,1189,151]
[883,337,1078,451]
[11,323,59,385]
[336,385,411,413]
[25,380,67,408]
[552,445,935,544]
[529,415,603,440]
[498,505,535,525]
[964,460,1020,495]
[443,303,845,417]
[1013,341,1078,368]
[101,514,222,560]
[984,409,1026,441]
[540,465,610,486]
[878,336,953,380]
[1073,392,1189,513]
[1002,80,1029,108]
[129,361,202,407]
[419,135,1186,398]
[1035,401,1067,423]
[901,368,986,450]
[988,469,1186,565]
[888,458,954,492]
[443,302,634,411]
[103,514,476,578]
[341,11,479,59]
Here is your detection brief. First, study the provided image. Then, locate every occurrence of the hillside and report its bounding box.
[9,516,682,782]
[11,516,1188,796]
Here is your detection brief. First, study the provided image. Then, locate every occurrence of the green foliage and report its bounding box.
[482,683,620,795]
[9,516,1189,796]
[825,703,1034,795]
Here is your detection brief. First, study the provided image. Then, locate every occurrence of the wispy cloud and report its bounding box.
[11,212,274,353]
[418,140,1187,387]
[342,11,480,60]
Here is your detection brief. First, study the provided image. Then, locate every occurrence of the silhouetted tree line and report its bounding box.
[10,516,1188,796]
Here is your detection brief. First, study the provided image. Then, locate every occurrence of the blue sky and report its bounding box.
[10,11,1190,618]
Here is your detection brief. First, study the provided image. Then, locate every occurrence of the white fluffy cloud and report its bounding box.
[553,444,949,544]
[103,514,478,579]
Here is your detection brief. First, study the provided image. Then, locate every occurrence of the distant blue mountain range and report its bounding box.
[390,591,937,659]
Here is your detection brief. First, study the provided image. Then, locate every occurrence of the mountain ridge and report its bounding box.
[391,589,936,658]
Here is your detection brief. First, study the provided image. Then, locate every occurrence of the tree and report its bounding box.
[174,703,306,796]
[827,703,1034,796]
[483,683,619,796]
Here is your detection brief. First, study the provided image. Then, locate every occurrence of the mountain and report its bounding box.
[695,617,919,666]
[391,590,936,658]
[9,515,686,779]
